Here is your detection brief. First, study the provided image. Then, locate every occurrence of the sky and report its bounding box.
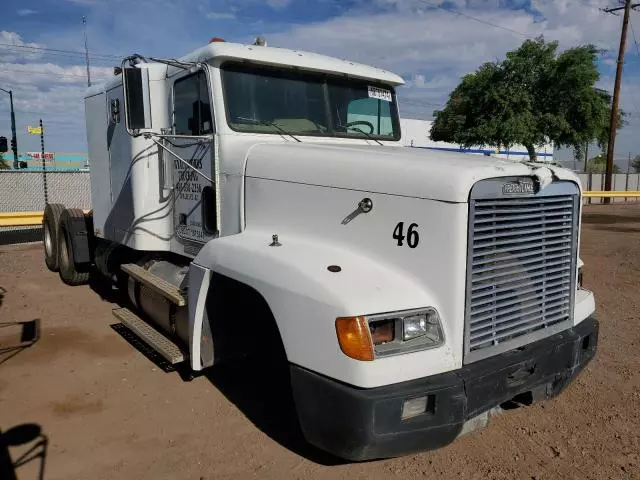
[1,0,639,167]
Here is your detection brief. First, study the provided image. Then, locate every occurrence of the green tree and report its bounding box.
[0,152,10,170]
[431,38,617,162]
[631,154,640,173]
[586,153,620,174]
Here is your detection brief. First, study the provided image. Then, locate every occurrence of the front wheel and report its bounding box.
[58,209,90,286]
[43,203,65,272]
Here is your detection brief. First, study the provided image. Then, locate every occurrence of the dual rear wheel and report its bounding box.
[43,204,91,286]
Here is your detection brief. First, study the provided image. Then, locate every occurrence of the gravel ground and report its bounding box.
[0,204,639,480]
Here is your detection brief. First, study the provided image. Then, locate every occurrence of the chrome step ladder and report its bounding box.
[121,263,186,306]
[112,307,184,364]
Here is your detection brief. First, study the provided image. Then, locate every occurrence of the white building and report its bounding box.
[401,118,554,162]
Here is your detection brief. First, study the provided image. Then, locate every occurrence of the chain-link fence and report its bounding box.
[0,171,91,245]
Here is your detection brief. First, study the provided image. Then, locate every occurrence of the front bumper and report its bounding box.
[291,316,598,461]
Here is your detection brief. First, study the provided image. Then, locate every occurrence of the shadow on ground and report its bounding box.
[88,272,345,465]
[0,423,48,480]
[0,228,43,246]
[88,274,126,305]
[582,212,640,225]
[594,225,640,233]
[0,287,40,366]
[206,358,345,466]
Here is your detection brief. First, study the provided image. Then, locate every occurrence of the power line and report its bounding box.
[0,45,116,64]
[425,1,606,48]
[564,0,606,13]
[424,0,628,54]
[0,42,122,60]
[425,2,534,40]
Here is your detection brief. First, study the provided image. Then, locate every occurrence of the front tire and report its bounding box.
[43,203,65,272]
[58,209,90,286]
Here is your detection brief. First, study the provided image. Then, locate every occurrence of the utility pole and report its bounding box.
[40,119,48,205]
[82,16,91,88]
[603,1,639,203]
[0,87,19,169]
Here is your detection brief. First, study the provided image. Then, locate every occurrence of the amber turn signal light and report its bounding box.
[335,316,374,361]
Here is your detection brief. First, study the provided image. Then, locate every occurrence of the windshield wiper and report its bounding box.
[338,123,384,146]
[236,117,301,143]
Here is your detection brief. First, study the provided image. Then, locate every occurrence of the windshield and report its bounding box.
[221,62,400,140]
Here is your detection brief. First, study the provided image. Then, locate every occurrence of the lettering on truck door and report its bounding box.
[170,69,218,249]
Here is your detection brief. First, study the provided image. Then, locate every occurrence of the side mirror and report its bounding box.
[122,67,152,133]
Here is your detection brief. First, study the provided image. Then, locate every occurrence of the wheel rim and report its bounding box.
[44,221,53,258]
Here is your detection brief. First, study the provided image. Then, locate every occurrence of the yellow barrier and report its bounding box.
[583,191,640,198]
[0,211,44,227]
[0,210,92,227]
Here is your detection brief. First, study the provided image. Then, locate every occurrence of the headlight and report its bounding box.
[403,312,441,341]
[336,308,445,361]
[367,308,444,358]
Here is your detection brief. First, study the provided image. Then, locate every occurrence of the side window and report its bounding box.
[173,71,213,135]
[346,97,393,136]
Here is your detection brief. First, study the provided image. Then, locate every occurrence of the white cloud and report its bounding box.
[0,62,111,87]
[205,11,236,20]
[17,9,38,16]
[266,0,294,8]
[63,0,103,4]
[0,31,44,62]
[0,51,112,151]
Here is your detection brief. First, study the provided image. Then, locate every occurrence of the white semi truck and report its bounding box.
[42,38,598,461]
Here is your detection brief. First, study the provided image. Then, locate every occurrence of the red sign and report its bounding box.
[25,152,55,163]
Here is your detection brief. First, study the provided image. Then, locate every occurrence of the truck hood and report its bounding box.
[243,142,579,203]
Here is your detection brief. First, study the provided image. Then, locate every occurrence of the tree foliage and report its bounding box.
[586,154,620,174]
[632,154,640,173]
[430,38,618,161]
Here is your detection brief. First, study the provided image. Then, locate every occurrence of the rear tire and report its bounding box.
[58,209,90,286]
[43,203,65,272]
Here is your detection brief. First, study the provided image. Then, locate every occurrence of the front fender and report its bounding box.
[193,229,458,388]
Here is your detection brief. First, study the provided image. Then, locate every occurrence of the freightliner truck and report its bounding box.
[42,37,598,461]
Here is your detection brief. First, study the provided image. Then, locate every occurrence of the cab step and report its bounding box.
[112,307,185,364]
[121,263,186,306]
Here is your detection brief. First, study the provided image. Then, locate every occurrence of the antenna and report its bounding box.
[82,16,91,87]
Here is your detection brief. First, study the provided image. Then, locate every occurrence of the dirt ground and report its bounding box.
[1,204,639,480]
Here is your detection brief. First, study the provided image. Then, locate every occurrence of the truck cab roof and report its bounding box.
[181,41,405,86]
[85,40,405,98]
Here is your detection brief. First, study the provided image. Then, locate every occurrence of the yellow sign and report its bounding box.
[27,126,42,135]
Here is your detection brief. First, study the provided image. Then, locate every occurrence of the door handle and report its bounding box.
[342,198,374,225]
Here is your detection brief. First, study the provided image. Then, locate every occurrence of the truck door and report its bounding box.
[169,69,218,255]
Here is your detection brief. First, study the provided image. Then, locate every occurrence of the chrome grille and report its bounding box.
[464,179,579,363]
